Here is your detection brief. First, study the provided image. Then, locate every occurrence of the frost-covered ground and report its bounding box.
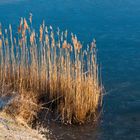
[0,112,47,140]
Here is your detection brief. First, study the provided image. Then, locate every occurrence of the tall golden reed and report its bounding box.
[0,16,102,124]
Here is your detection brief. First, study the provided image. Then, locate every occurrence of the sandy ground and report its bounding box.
[0,112,46,140]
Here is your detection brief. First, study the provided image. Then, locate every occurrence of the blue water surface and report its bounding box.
[0,0,140,139]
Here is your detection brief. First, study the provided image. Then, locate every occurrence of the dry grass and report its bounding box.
[0,15,102,124]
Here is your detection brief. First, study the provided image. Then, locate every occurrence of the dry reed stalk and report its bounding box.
[0,15,103,124]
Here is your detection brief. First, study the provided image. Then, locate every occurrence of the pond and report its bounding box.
[0,0,140,139]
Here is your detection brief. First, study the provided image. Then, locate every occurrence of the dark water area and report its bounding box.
[0,0,140,139]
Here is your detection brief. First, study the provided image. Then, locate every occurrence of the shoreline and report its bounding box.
[0,112,47,140]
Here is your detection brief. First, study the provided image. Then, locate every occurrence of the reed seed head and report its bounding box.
[0,39,2,48]
[39,25,43,42]
[29,13,33,23]
[24,18,29,30]
[62,40,67,49]
[30,32,35,45]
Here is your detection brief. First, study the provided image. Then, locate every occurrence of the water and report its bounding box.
[0,0,140,139]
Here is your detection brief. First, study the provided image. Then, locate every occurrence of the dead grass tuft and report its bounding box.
[0,14,103,124]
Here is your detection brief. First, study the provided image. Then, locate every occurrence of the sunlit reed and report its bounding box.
[0,16,102,124]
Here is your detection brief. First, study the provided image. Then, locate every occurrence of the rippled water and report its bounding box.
[0,0,140,139]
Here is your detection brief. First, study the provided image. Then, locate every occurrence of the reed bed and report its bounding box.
[0,15,102,124]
